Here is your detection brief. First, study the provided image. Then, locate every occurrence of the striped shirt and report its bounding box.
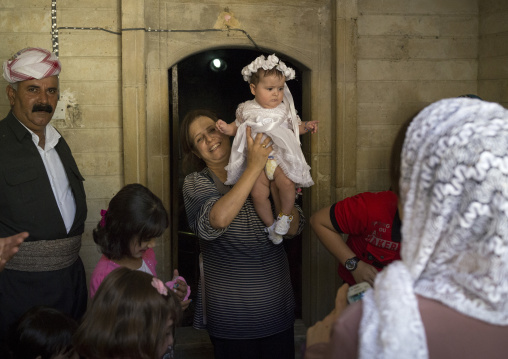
[183,167,303,339]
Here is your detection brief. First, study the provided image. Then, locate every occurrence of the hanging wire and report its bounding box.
[56,26,260,49]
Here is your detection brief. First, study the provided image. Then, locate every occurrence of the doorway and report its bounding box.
[169,48,305,326]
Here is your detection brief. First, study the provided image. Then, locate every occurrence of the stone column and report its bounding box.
[121,0,147,185]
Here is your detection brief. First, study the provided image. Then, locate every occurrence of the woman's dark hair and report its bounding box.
[180,109,219,174]
[74,267,182,359]
[8,306,77,359]
[389,112,420,197]
[93,183,168,260]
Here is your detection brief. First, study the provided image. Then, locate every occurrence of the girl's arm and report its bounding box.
[299,121,319,135]
[209,127,272,228]
[216,119,238,136]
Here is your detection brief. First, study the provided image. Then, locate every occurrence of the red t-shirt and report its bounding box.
[330,191,401,285]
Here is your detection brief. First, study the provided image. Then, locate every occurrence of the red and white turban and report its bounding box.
[2,47,61,84]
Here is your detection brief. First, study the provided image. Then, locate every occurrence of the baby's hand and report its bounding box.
[304,121,319,134]
[216,120,228,134]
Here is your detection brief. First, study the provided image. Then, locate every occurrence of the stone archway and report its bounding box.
[120,0,357,325]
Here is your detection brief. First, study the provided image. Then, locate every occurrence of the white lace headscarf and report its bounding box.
[359,98,508,359]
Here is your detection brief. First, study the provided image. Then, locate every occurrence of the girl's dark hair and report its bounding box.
[93,183,168,260]
[8,306,78,359]
[389,112,420,197]
[74,267,182,359]
[180,109,219,174]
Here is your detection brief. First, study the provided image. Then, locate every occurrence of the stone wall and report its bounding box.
[479,0,508,108]
[355,0,479,193]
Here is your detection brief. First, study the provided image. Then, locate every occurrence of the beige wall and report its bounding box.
[1,0,507,323]
[479,0,508,108]
[58,0,123,286]
[356,0,479,193]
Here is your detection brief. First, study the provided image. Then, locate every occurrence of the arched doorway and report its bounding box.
[169,48,307,326]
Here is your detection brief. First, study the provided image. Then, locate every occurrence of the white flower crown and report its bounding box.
[241,54,296,83]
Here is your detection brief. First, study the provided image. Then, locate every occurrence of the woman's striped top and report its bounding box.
[183,167,303,339]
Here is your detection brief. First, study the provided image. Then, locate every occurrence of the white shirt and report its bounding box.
[20,121,77,233]
[138,260,153,274]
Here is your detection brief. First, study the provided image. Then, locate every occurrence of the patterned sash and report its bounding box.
[5,235,81,272]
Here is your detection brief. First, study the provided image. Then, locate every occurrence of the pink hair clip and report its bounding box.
[100,209,108,228]
[151,277,168,296]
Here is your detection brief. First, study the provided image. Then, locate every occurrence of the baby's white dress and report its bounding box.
[224,99,314,188]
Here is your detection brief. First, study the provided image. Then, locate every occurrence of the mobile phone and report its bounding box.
[347,282,371,304]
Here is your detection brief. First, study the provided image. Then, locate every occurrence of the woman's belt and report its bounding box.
[4,235,81,272]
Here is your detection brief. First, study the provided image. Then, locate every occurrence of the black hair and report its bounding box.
[458,94,482,100]
[8,306,77,359]
[389,112,421,197]
[93,183,169,260]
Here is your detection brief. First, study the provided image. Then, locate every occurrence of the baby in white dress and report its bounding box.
[217,54,318,244]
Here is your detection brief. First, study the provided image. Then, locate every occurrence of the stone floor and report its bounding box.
[174,319,307,358]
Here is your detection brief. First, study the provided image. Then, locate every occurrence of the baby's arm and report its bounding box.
[298,121,319,135]
[216,120,238,136]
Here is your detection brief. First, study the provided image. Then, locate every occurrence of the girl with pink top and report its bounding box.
[89,183,190,308]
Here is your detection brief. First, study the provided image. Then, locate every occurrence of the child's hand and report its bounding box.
[181,298,192,311]
[217,120,238,136]
[303,121,319,134]
[216,120,228,134]
[168,269,191,302]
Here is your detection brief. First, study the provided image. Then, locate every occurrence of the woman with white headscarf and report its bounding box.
[306,98,508,359]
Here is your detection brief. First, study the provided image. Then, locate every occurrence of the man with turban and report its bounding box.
[0,47,88,338]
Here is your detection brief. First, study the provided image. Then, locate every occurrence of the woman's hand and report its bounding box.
[209,127,272,229]
[245,126,272,173]
[306,284,349,348]
[352,261,378,287]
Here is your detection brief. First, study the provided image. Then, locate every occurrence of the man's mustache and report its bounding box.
[32,104,53,113]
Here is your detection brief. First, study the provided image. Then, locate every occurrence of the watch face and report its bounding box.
[345,257,358,271]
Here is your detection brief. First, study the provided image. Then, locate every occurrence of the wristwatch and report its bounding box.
[345,256,360,271]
